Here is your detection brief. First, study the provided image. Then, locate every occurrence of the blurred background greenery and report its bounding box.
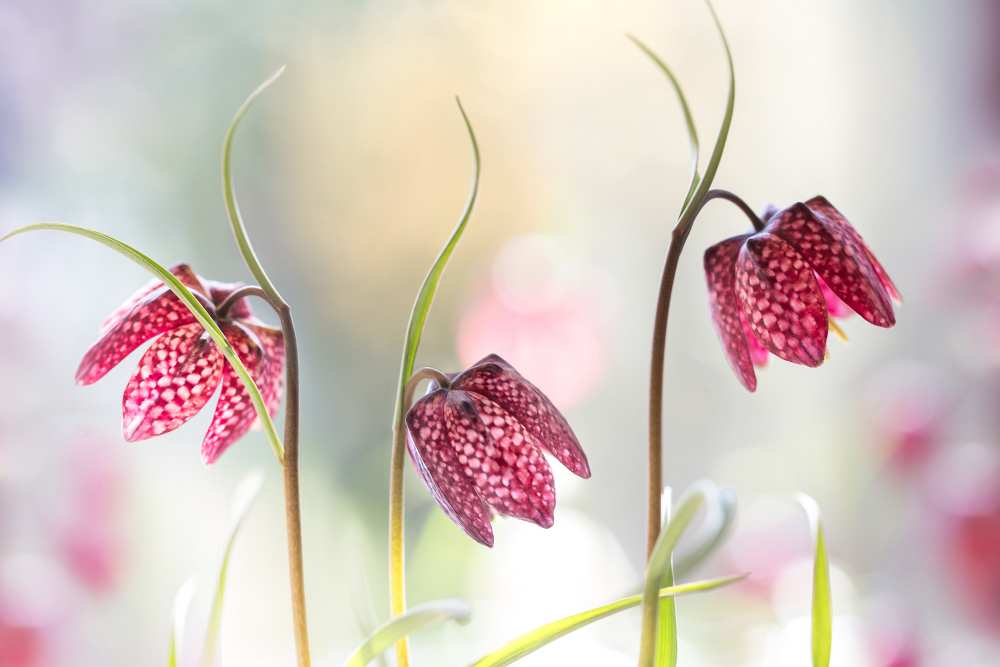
[1,1,995,665]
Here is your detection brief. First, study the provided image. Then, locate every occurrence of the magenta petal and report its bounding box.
[207,280,254,320]
[452,354,589,478]
[704,235,758,391]
[243,323,284,419]
[99,264,206,335]
[121,323,223,442]
[457,391,556,528]
[740,309,770,367]
[805,196,902,303]
[77,286,200,386]
[736,233,828,367]
[200,323,267,464]
[768,201,894,326]
[405,390,494,546]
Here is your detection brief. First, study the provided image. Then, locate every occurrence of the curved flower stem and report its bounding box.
[220,285,311,667]
[645,188,760,557]
[387,366,451,666]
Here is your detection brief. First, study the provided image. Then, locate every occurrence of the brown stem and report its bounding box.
[646,188,762,556]
[230,286,310,666]
[276,303,311,667]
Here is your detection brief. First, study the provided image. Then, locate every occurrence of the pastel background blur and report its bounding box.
[0,1,995,665]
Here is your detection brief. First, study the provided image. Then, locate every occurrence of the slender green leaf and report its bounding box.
[653,489,676,667]
[468,575,745,667]
[168,579,196,667]
[626,34,701,213]
[222,67,287,304]
[0,223,284,462]
[342,600,471,667]
[200,472,264,667]
[638,483,715,667]
[394,97,481,404]
[798,494,832,667]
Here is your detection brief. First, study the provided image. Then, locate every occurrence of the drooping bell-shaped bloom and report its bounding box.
[77,264,284,463]
[704,196,900,391]
[405,354,590,547]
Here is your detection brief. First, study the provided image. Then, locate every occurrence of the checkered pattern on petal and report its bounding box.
[805,195,901,303]
[452,354,589,478]
[765,201,895,329]
[736,233,828,367]
[704,235,758,391]
[121,323,223,442]
[406,390,494,546]
[200,323,268,464]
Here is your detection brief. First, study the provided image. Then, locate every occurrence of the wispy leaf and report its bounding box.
[468,575,744,667]
[342,600,471,667]
[168,579,196,667]
[200,472,265,667]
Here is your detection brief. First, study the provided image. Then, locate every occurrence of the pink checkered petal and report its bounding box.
[816,273,852,319]
[243,323,284,419]
[206,280,254,320]
[704,235,758,391]
[805,195,902,303]
[768,200,894,326]
[452,354,589,478]
[121,323,223,442]
[740,309,770,367]
[452,391,556,528]
[405,390,494,546]
[200,323,266,464]
[77,287,200,386]
[99,264,206,334]
[736,233,828,367]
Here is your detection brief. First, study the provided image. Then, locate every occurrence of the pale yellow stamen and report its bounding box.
[828,317,848,343]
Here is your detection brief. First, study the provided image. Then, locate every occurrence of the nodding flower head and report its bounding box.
[704,196,900,391]
[77,264,284,463]
[404,354,590,547]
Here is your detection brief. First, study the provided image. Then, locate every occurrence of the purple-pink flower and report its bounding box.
[77,264,284,463]
[704,196,901,391]
[405,354,590,547]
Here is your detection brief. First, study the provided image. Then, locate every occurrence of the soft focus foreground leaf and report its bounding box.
[200,472,265,667]
[675,487,737,578]
[168,579,196,667]
[638,483,715,667]
[627,34,701,213]
[222,67,287,303]
[341,599,471,667]
[0,223,284,462]
[468,575,744,667]
[798,494,832,667]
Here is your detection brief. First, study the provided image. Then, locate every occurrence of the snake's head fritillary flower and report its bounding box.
[76,264,284,464]
[704,196,901,391]
[404,354,590,547]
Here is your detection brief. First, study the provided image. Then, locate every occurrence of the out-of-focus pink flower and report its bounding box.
[77,264,284,463]
[866,364,948,473]
[721,504,810,599]
[866,599,921,667]
[457,235,608,408]
[405,354,590,547]
[704,197,900,391]
[56,439,123,593]
[926,443,1000,632]
[0,617,44,667]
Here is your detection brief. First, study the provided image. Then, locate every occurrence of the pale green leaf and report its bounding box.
[200,472,265,667]
[342,599,471,667]
[675,487,737,578]
[468,575,745,667]
[222,67,287,303]
[0,223,284,462]
[626,34,701,213]
[638,483,716,667]
[168,579,196,667]
[798,494,832,667]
